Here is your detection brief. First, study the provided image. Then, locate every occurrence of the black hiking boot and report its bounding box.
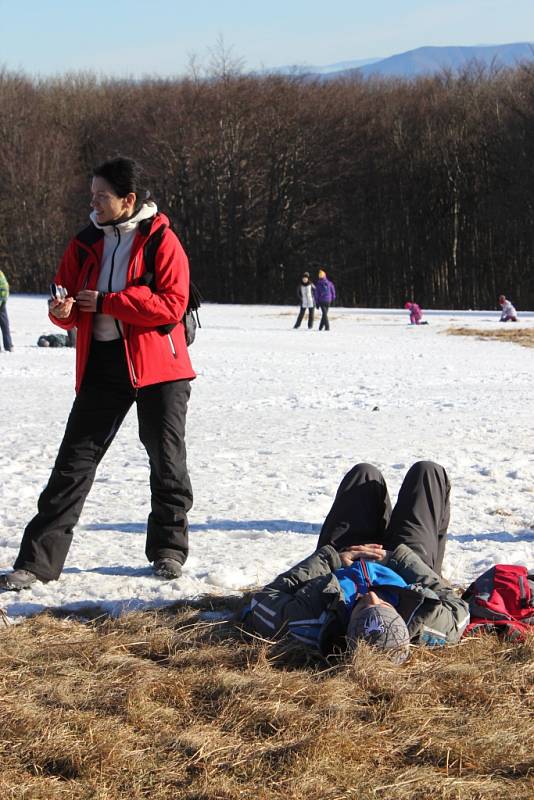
[153,559,182,580]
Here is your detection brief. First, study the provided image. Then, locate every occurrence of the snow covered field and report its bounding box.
[1,297,533,621]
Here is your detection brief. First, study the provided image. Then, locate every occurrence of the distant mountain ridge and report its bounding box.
[278,42,534,80]
[280,56,383,74]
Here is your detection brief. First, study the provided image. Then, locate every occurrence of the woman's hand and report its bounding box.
[76,290,99,312]
[339,544,388,567]
[48,297,75,319]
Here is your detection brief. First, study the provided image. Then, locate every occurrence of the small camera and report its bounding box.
[49,283,68,301]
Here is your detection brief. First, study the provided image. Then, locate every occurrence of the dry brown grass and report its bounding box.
[0,602,533,800]
[446,327,534,348]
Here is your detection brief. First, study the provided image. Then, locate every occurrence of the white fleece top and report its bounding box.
[500,299,517,320]
[90,202,157,341]
[298,283,315,308]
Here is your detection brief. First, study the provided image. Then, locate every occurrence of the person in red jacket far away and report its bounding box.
[0,157,195,592]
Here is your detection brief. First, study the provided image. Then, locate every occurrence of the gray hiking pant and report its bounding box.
[317,461,451,574]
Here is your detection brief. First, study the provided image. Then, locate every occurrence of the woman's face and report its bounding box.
[90,176,135,224]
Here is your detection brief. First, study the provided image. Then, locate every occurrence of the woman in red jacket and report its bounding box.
[1,157,195,590]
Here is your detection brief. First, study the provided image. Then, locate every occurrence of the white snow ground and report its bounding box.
[1,297,533,621]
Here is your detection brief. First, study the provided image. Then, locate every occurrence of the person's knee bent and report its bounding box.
[408,460,445,477]
[353,462,383,479]
[339,463,384,489]
[406,461,450,494]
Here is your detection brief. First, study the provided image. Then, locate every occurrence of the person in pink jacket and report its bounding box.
[404,301,423,325]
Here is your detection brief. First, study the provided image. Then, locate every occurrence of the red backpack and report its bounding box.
[462,564,534,641]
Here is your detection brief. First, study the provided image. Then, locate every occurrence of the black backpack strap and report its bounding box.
[76,222,104,249]
[188,281,202,329]
[138,220,201,340]
[140,223,167,291]
[138,223,175,335]
[77,245,90,271]
[75,223,104,273]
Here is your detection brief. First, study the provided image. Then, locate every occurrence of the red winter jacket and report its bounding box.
[50,212,196,392]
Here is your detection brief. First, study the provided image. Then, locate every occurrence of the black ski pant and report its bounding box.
[0,301,13,350]
[294,307,314,329]
[318,303,330,330]
[317,461,450,574]
[15,339,193,581]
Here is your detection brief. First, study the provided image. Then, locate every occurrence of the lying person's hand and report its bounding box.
[339,544,388,566]
[48,297,75,319]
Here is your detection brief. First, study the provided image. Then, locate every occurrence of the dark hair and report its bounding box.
[92,157,151,211]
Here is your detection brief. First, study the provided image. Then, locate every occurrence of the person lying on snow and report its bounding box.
[37,332,76,348]
[241,461,470,663]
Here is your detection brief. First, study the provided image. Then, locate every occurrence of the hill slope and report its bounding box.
[324,42,534,80]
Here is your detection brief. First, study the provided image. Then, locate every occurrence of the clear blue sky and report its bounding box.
[1,0,533,77]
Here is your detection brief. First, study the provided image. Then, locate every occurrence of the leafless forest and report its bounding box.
[2,62,534,308]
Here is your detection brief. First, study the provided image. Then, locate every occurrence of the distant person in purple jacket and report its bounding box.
[315,269,336,331]
[404,301,423,325]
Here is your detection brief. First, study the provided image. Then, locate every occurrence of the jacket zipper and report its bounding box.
[167,333,177,358]
[109,227,123,338]
[121,334,138,386]
[108,228,137,384]
[128,353,138,385]
[108,227,121,291]
[360,560,372,591]
[132,252,140,280]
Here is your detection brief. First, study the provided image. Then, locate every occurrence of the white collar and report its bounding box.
[90,201,158,234]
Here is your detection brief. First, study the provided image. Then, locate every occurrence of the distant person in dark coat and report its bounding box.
[498,295,518,322]
[0,269,14,352]
[293,272,316,329]
[315,269,336,331]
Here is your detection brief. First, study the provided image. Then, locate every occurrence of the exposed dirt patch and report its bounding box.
[447,327,534,348]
